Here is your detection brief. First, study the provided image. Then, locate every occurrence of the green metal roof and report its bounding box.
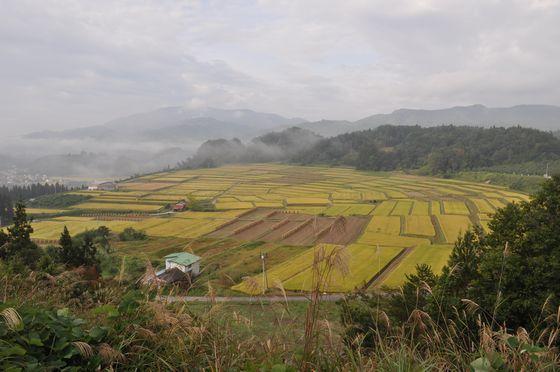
[164,252,201,266]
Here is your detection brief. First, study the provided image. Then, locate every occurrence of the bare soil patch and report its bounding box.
[208,208,370,246]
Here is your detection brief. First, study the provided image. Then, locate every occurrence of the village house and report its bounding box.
[143,252,202,286]
[172,200,188,212]
[163,252,201,276]
[88,181,118,191]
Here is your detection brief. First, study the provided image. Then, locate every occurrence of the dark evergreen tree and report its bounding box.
[0,203,42,267]
[58,226,73,265]
[78,235,98,268]
[0,194,13,226]
[7,203,34,248]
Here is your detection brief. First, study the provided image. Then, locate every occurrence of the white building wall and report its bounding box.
[165,259,201,276]
[165,260,188,273]
[192,261,200,276]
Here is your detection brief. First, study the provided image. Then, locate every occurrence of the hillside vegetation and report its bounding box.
[294,125,560,174]
[182,125,560,176]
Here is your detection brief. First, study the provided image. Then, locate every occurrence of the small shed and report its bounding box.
[163,252,201,276]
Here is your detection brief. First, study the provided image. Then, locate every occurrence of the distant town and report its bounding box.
[0,166,87,188]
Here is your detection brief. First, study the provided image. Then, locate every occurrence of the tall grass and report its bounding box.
[1,256,559,370]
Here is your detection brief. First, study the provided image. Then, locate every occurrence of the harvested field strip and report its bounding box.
[443,200,470,215]
[271,218,290,230]
[316,216,370,245]
[404,216,435,236]
[281,219,332,246]
[260,221,302,241]
[381,244,453,287]
[208,220,252,237]
[314,223,335,239]
[281,218,314,239]
[233,220,264,234]
[233,221,278,241]
[437,215,473,243]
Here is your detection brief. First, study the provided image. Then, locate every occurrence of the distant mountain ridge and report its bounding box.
[25,107,307,142]
[299,104,560,136]
[24,104,560,142]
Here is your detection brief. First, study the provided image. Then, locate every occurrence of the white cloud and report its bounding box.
[0,0,559,135]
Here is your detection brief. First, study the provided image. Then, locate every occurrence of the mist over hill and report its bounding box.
[4,104,560,179]
[25,107,307,142]
[182,125,560,176]
[179,127,322,168]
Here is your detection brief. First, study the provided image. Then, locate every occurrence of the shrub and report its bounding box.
[118,227,147,241]
[0,305,112,370]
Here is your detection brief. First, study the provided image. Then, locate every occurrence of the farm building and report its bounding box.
[162,252,201,276]
[172,200,188,212]
[88,181,118,191]
[146,252,201,285]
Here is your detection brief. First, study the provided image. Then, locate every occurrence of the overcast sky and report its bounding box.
[1,0,559,135]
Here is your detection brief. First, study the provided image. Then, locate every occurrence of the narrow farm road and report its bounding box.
[158,294,345,303]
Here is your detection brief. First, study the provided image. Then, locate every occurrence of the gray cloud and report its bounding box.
[0,0,559,135]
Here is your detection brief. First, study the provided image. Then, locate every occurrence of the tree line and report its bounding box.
[181,125,560,176]
[293,125,560,174]
[0,183,71,225]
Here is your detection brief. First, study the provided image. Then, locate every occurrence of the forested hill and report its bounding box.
[292,125,560,174]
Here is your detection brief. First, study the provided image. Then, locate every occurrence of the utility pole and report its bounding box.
[260,252,268,294]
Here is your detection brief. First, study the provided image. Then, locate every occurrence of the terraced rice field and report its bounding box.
[404,216,435,236]
[381,244,453,287]
[28,163,528,293]
[233,244,404,293]
[437,215,473,243]
[442,200,471,215]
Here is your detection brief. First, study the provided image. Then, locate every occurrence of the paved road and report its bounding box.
[159,294,345,303]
